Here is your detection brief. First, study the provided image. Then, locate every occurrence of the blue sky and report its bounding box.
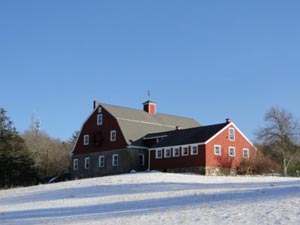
[1,1,300,141]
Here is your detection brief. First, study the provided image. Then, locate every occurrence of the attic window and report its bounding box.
[110,130,116,142]
[229,128,235,141]
[97,114,103,126]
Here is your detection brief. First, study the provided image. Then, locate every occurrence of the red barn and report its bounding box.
[70,100,255,178]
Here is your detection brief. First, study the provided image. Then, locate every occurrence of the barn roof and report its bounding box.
[101,103,200,145]
[148,122,228,148]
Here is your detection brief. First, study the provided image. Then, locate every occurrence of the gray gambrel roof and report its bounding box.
[101,103,200,146]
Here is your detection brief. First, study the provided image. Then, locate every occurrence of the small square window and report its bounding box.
[164,148,171,158]
[99,155,105,168]
[138,154,144,166]
[229,147,235,157]
[84,135,89,145]
[85,157,90,169]
[112,154,118,166]
[214,145,221,156]
[110,130,116,142]
[191,145,198,155]
[156,149,162,159]
[173,147,180,157]
[243,148,249,158]
[97,114,103,126]
[182,146,189,156]
[229,128,235,141]
[73,159,78,170]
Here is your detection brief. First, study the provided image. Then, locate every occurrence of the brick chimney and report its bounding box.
[143,100,156,115]
[93,100,100,110]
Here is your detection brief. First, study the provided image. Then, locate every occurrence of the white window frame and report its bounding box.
[229,146,236,157]
[164,148,171,158]
[173,147,180,157]
[112,154,118,167]
[98,107,102,113]
[84,157,90,169]
[73,159,78,170]
[191,145,198,155]
[83,135,89,145]
[99,155,105,168]
[138,154,144,166]
[110,130,117,142]
[155,149,162,159]
[182,146,189,156]
[229,128,235,141]
[97,114,103,126]
[243,148,249,158]
[214,145,221,156]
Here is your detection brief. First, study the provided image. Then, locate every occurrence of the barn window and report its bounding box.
[99,155,105,168]
[112,154,119,166]
[83,135,89,145]
[164,148,171,158]
[229,128,235,141]
[243,148,249,158]
[84,157,90,169]
[110,130,117,142]
[214,145,221,156]
[182,146,189,156]
[191,145,198,155]
[73,159,78,170]
[155,149,162,159]
[138,154,144,166]
[229,147,235,157]
[97,114,103,126]
[173,147,180,157]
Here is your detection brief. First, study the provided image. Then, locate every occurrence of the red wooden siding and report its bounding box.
[205,124,255,168]
[150,145,205,170]
[73,107,127,154]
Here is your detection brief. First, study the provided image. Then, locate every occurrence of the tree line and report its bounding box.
[0,106,300,188]
[0,108,77,188]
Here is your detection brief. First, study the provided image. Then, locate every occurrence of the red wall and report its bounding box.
[73,106,127,155]
[150,145,205,170]
[206,124,255,168]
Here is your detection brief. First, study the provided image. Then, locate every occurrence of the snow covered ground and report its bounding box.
[1,172,300,225]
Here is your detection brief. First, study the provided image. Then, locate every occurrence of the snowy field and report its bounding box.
[1,172,300,225]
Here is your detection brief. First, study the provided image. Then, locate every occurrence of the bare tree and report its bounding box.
[256,107,300,176]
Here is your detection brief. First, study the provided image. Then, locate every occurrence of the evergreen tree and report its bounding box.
[0,108,37,188]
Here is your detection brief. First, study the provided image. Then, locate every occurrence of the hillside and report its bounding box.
[1,172,300,225]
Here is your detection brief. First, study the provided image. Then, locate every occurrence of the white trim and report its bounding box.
[205,122,256,149]
[110,130,117,142]
[73,159,78,170]
[164,148,171,158]
[99,155,105,168]
[243,148,249,158]
[127,145,149,150]
[228,146,235,157]
[181,145,189,156]
[138,154,145,166]
[173,147,180,157]
[83,135,89,145]
[84,157,90,169]
[191,145,198,155]
[155,149,163,159]
[149,142,205,151]
[214,145,222,156]
[112,154,119,167]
